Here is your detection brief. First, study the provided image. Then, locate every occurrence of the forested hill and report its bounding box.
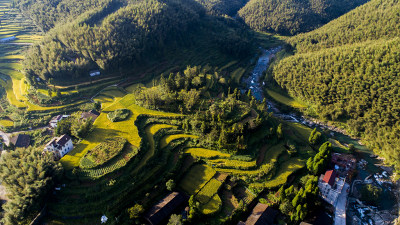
[237,0,368,35]
[20,0,253,85]
[290,0,400,52]
[271,0,400,172]
[194,0,248,16]
[12,0,122,32]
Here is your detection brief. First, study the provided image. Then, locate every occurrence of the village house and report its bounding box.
[89,70,101,77]
[238,203,278,225]
[10,134,30,148]
[80,110,100,121]
[331,153,357,178]
[49,115,70,128]
[44,134,73,160]
[144,192,187,225]
[318,170,345,206]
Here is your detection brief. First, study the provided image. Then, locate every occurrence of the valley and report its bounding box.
[0,0,399,225]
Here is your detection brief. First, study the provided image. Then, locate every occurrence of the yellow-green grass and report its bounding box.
[180,164,216,195]
[266,89,307,109]
[215,144,285,175]
[61,94,181,169]
[219,61,238,71]
[93,94,116,109]
[0,62,23,71]
[0,55,24,60]
[231,67,246,83]
[196,178,222,204]
[209,158,257,170]
[1,79,26,108]
[15,34,42,42]
[124,83,145,93]
[12,78,28,101]
[160,134,199,148]
[128,123,177,174]
[199,194,222,215]
[288,122,313,141]
[0,119,13,127]
[251,158,305,189]
[0,68,24,79]
[184,148,231,159]
[37,88,77,97]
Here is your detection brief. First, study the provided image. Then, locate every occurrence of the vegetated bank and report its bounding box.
[270,0,400,173]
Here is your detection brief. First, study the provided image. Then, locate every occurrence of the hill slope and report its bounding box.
[290,0,400,52]
[195,0,247,16]
[271,0,400,171]
[238,0,368,35]
[20,0,253,85]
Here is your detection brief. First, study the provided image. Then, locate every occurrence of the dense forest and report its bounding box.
[290,0,400,52]
[11,0,121,32]
[237,0,368,35]
[271,0,400,172]
[20,0,253,85]
[194,0,247,16]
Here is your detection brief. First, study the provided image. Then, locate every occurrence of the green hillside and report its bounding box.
[195,0,247,16]
[238,0,368,35]
[271,0,400,172]
[20,0,254,85]
[290,0,400,52]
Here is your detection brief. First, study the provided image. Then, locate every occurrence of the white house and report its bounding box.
[49,115,70,128]
[89,70,101,77]
[318,170,345,205]
[44,134,73,160]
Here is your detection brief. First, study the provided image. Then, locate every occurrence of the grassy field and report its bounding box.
[61,94,181,169]
[266,88,307,109]
[196,178,222,204]
[199,194,222,215]
[180,164,216,195]
[184,148,231,159]
[215,144,285,175]
[231,67,246,84]
[0,119,13,127]
[160,134,198,148]
[251,157,305,189]
[209,158,257,170]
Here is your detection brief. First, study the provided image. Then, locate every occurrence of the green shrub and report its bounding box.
[107,108,131,122]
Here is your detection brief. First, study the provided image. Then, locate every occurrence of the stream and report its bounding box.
[243,47,398,219]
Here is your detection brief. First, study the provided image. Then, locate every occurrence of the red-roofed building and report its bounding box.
[323,170,337,186]
[318,170,345,205]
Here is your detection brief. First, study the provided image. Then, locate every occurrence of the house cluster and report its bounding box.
[318,170,346,206]
[43,134,74,160]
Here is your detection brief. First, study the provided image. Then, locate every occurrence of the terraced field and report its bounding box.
[160,134,198,148]
[61,94,181,169]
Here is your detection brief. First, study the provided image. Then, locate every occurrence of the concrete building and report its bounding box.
[44,134,73,160]
[318,170,345,206]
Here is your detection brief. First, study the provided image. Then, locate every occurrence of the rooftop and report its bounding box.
[10,134,30,148]
[243,203,278,225]
[323,170,337,186]
[145,192,187,225]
